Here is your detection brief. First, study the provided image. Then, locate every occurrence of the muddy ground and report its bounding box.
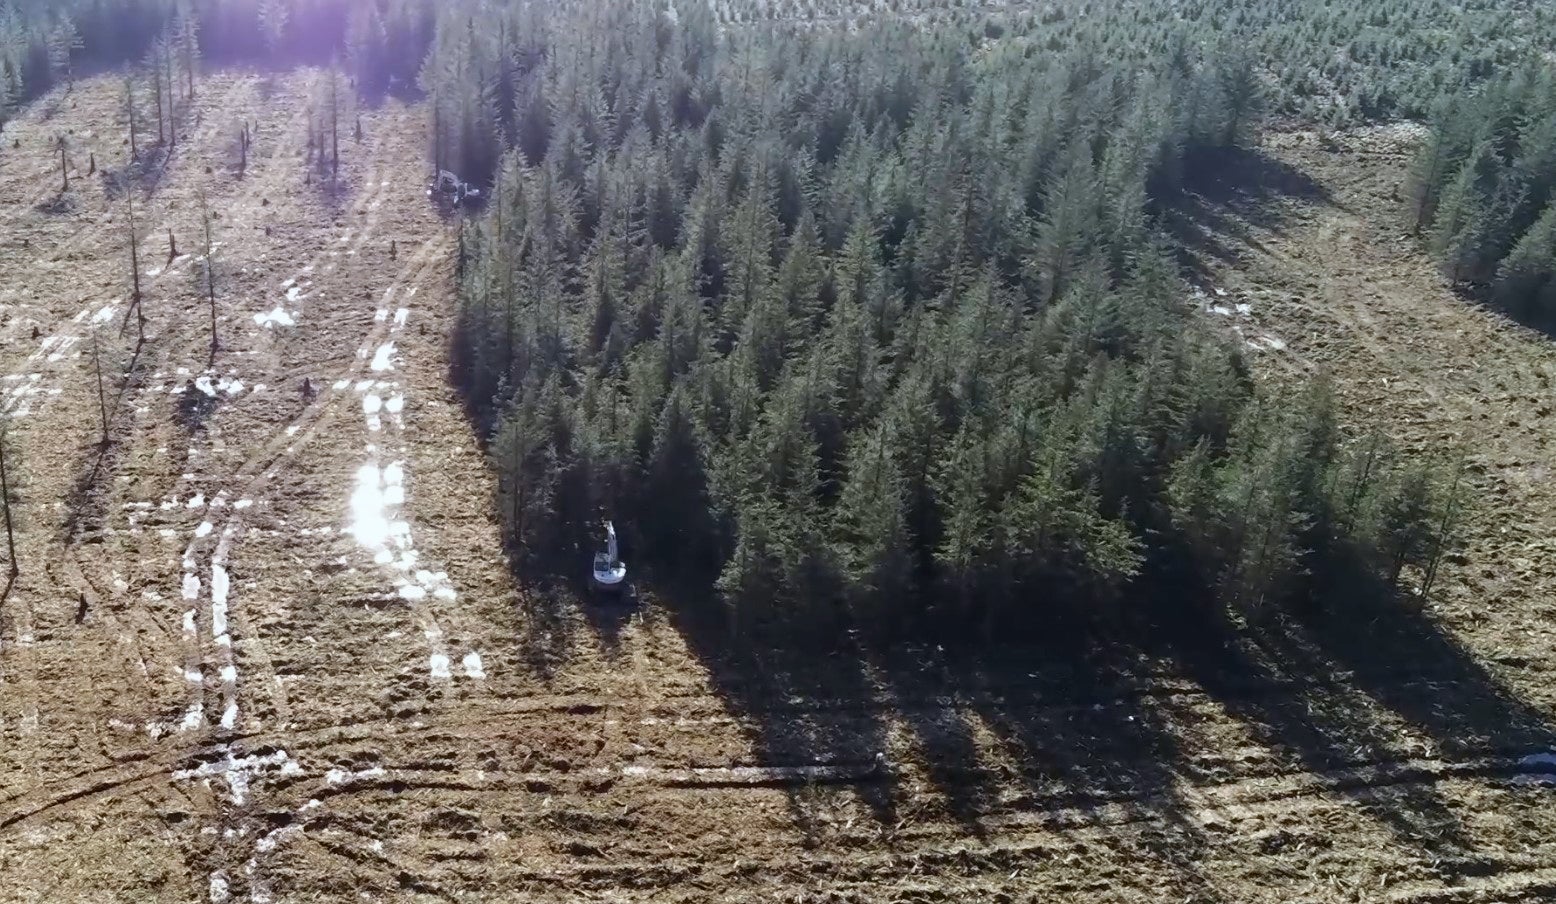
[1,75,1555,903]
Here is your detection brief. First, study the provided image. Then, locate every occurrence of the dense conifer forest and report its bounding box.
[437,3,1476,635]
[1411,68,1556,325]
[9,0,1549,634]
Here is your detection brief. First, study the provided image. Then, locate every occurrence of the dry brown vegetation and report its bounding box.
[0,71,1555,904]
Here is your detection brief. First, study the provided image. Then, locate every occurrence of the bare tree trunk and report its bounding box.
[330,70,340,180]
[126,77,138,160]
[202,195,218,360]
[153,69,164,144]
[91,331,108,446]
[126,194,146,346]
[58,139,68,192]
[128,195,142,306]
[0,424,16,579]
[166,50,176,153]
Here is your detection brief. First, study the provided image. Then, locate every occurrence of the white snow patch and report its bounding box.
[461,652,486,679]
[209,872,231,904]
[369,342,396,372]
[175,750,296,805]
[324,765,386,786]
[255,307,296,328]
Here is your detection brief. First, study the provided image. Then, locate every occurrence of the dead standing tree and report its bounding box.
[149,44,165,146]
[328,66,341,181]
[55,134,68,193]
[200,192,219,360]
[238,121,250,178]
[0,415,17,580]
[163,37,177,154]
[90,329,110,447]
[124,75,138,161]
[148,34,177,154]
[121,194,147,346]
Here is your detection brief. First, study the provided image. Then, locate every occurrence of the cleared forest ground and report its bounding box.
[1,73,1556,903]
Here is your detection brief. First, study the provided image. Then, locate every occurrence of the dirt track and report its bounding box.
[2,76,1556,903]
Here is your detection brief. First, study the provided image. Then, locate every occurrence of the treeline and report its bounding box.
[605,0,1556,127]
[0,0,434,126]
[1411,67,1556,324]
[7,0,1549,146]
[448,2,1463,635]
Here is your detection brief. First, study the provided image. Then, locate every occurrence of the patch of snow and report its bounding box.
[369,342,396,372]
[255,307,296,328]
[209,872,230,904]
[461,652,486,680]
[324,765,386,786]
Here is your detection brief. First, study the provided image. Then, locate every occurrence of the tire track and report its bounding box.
[174,230,444,740]
[47,74,324,741]
[342,245,481,685]
[4,687,1554,840]
[174,236,447,903]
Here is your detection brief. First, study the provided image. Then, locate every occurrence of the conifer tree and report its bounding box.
[1494,202,1556,320]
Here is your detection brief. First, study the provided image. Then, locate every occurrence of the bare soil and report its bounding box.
[2,76,1555,903]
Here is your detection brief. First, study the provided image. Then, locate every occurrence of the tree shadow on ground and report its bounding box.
[509,577,583,684]
[647,577,900,844]
[101,144,174,201]
[1162,145,1337,286]
[1164,563,1556,859]
[503,540,1553,886]
[33,192,78,216]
